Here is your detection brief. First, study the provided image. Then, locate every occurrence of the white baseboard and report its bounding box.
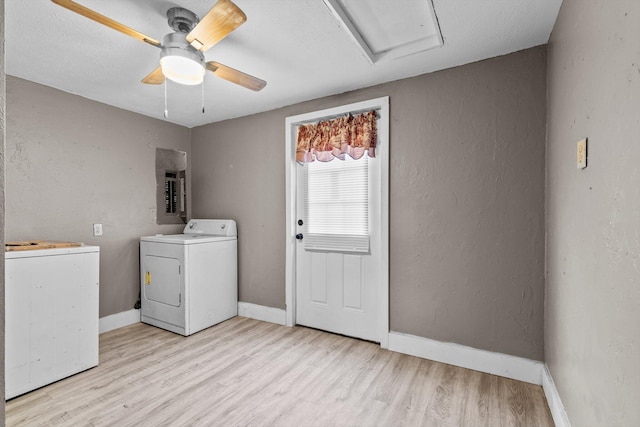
[99,309,141,334]
[542,364,571,427]
[238,302,287,325]
[388,331,544,385]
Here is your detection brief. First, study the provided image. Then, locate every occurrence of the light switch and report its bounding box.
[93,223,103,236]
[577,138,587,169]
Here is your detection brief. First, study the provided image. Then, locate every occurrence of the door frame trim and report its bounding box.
[284,96,390,348]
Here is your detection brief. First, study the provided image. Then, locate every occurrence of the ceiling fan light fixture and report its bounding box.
[161,54,205,85]
[160,33,205,85]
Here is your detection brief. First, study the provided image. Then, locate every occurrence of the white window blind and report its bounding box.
[304,156,369,253]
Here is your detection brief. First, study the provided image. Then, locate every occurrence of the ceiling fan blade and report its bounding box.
[206,62,266,92]
[186,0,247,52]
[141,66,165,85]
[51,0,161,48]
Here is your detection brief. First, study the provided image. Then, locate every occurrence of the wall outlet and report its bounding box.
[93,223,103,236]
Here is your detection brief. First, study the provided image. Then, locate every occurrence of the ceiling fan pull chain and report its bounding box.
[164,79,169,119]
[201,80,205,114]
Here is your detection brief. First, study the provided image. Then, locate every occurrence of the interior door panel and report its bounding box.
[143,255,181,307]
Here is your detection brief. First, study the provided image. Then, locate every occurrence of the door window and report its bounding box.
[304,156,369,253]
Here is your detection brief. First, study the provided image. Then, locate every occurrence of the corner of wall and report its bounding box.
[238,302,287,326]
[542,364,572,427]
[99,309,141,334]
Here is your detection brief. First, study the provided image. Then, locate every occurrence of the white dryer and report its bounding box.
[140,219,238,336]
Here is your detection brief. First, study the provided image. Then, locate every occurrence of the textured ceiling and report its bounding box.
[6,0,562,128]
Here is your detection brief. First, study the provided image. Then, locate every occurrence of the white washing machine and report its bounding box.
[140,219,238,336]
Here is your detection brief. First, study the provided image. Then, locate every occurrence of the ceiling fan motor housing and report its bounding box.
[161,33,204,63]
[167,7,199,33]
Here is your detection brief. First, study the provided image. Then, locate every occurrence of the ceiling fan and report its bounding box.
[50,0,267,91]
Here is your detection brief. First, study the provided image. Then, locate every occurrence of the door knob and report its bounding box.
[296,233,303,240]
[298,219,304,226]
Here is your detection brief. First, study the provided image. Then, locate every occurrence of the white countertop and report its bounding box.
[5,245,100,259]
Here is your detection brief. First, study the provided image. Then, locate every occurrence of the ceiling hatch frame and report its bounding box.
[322,0,443,64]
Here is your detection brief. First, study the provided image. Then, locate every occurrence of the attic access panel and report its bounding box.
[323,0,443,63]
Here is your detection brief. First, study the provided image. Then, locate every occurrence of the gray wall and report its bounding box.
[1,0,6,419]
[192,109,285,308]
[192,46,547,360]
[546,0,640,425]
[6,77,191,317]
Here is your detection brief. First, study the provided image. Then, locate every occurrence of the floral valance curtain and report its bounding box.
[296,110,377,162]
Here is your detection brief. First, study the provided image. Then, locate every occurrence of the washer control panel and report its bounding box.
[183,219,237,237]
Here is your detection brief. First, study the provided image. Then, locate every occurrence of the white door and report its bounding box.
[295,155,381,342]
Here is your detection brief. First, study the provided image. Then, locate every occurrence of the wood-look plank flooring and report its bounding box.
[6,317,554,426]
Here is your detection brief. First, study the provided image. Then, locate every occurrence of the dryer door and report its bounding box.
[143,255,181,307]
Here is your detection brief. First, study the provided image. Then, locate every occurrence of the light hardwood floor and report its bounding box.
[7,317,554,426]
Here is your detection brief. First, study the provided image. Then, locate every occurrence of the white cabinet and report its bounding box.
[5,246,100,399]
